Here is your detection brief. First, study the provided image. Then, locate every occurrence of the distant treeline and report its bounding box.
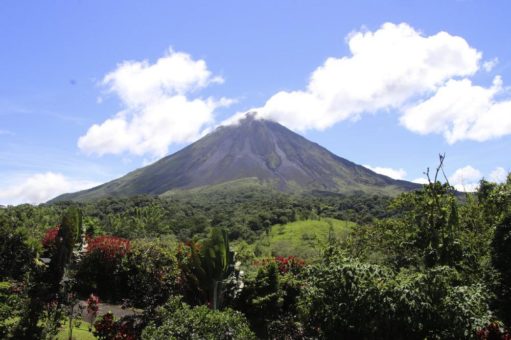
[1,187,392,242]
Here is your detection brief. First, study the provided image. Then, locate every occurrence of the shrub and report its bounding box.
[385,267,492,339]
[141,296,255,340]
[76,235,130,301]
[118,239,179,309]
[87,235,131,260]
[0,281,26,338]
[236,261,304,338]
[300,256,492,339]
[93,312,138,340]
[301,257,391,338]
[93,312,117,340]
[77,237,179,308]
[253,256,305,275]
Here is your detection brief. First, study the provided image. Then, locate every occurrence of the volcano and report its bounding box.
[52,114,419,202]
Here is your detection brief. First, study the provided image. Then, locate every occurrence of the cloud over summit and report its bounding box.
[252,23,482,132]
[239,23,511,144]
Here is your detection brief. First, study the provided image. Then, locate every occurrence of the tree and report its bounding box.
[353,180,465,271]
[491,214,511,326]
[0,226,35,281]
[49,206,82,287]
[16,206,82,339]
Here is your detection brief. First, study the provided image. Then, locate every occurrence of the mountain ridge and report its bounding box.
[51,115,420,202]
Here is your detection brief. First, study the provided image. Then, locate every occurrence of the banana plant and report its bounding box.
[189,228,238,310]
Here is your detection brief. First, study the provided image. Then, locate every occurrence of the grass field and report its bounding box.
[56,319,96,340]
[268,218,355,258]
[234,218,355,261]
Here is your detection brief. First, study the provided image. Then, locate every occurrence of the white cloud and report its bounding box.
[449,165,482,192]
[243,22,481,131]
[410,166,507,191]
[0,172,99,206]
[224,22,511,145]
[483,57,498,72]
[489,166,508,183]
[412,177,429,184]
[401,76,511,143]
[101,49,223,107]
[364,165,407,180]
[79,48,232,157]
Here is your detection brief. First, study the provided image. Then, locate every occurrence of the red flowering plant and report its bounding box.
[476,322,511,340]
[86,293,100,331]
[75,235,130,300]
[93,312,117,339]
[87,235,130,261]
[275,256,305,275]
[93,312,137,340]
[176,241,204,278]
[253,256,305,275]
[42,224,60,250]
[176,241,202,260]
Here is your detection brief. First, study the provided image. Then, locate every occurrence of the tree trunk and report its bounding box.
[212,280,219,310]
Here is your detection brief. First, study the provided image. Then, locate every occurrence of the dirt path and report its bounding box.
[74,300,140,321]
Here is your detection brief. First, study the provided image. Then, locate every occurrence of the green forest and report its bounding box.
[1,175,511,339]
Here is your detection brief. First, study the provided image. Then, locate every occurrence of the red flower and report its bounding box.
[42,225,60,248]
[87,293,100,315]
[87,235,130,261]
[275,256,305,274]
[253,256,305,275]
[94,312,116,338]
[477,322,511,340]
[176,241,202,262]
[93,312,137,340]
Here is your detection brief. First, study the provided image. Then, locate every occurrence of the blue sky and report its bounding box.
[1,0,510,204]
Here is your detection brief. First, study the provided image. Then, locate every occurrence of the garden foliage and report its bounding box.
[0,170,510,339]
